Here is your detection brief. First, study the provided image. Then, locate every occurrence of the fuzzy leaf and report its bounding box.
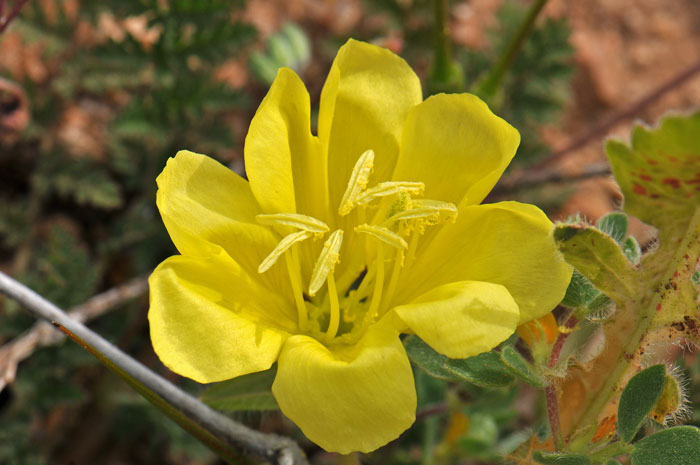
[404,335,459,381]
[562,270,599,308]
[445,352,514,388]
[630,426,700,465]
[597,212,628,245]
[500,346,544,387]
[622,236,641,264]
[554,225,639,304]
[200,367,279,412]
[532,451,590,465]
[617,364,667,442]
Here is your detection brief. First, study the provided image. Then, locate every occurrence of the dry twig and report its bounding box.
[0,272,308,465]
[0,275,149,392]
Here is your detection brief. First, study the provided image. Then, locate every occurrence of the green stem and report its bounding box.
[338,453,361,465]
[572,207,700,444]
[588,441,634,463]
[475,0,549,99]
[430,0,453,84]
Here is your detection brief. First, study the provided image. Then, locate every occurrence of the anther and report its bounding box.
[258,230,312,273]
[308,229,344,296]
[339,150,375,216]
[256,213,329,235]
[355,181,424,206]
[355,224,408,250]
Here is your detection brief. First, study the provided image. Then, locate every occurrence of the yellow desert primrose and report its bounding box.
[148,39,572,453]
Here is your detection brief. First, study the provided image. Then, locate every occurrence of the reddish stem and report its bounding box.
[0,0,29,35]
[545,313,578,450]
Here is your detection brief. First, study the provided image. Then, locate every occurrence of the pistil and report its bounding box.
[325,271,340,340]
[366,243,385,320]
[285,248,308,331]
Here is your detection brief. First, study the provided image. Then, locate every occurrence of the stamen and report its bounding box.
[384,199,458,226]
[355,224,408,250]
[412,199,458,223]
[256,213,329,234]
[325,271,340,340]
[258,230,312,273]
[338,150,375,216]
[355,181,424,206]
[285,248,308,331]
[383,248,404,312]
[405,227,421,266]
[366,243,385,320]
[308,229,344,296]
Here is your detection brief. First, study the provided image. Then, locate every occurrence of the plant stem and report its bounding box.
[545,312,578,451]
[431,0,452,84]
[573,208,700,434]
[475,0,549,99]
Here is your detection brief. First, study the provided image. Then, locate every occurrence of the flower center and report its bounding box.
[257,150,457,345]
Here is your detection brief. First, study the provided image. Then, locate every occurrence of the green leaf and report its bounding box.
[281,23,310,65]
[200,367,279,412]
[607,112,700,233]
[532,450,590,465]
[445,352,514,388]
[562,270,599,308]
[617,364,667,442]
[554,224,639,304]
[585,294,615,320]
[249,51,280,85]
[458,412,498,454]
[500,346,544,387]
[403,335,459,381]
[604,460,622,465]
[622,236,642,265]
[597,212,628,244]
[630,426,700,465]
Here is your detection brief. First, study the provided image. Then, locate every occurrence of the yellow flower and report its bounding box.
[148,39,572,453]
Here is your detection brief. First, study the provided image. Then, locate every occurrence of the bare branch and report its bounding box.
[0,0,30,35]
[531,57,700,170]
[0,275,148,391]
[492,162,611,195]
[0,271,308,465]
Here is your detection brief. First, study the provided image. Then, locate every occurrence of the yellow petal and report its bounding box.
[393,281,519,358]
[156,150,287,290]
[245,68,328,220]
[392,93,520,207]
[319,39,422,215]
[149,249,294,383]
[398,202,572,324]
[272,318,416,453]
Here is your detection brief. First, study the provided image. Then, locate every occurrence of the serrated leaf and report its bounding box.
[617,364,667,442]
[554,224,639,304]
[597,212,628,244]
[532,450,590,465]
[556,113,700,443]
[630,426,700,465]
[403,335,459,381]
[607,112,700,232]
[200,367,278,412]
[500,346,544,387]
[562,270,599,308]
[445,352,514,388]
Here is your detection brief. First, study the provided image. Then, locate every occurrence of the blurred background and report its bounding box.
[1,0,700,464]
